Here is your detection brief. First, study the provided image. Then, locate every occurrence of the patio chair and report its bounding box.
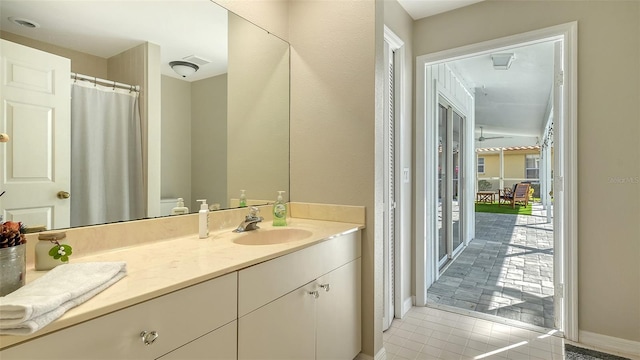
[501,183,530,208]
[498,184,517,206]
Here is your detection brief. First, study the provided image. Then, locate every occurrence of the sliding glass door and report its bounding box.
[437,103,465,269]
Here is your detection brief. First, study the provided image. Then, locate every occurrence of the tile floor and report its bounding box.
[428,204,555,328]
[384,306,563,360]
[383,306,639,360]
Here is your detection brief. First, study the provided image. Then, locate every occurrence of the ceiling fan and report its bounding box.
[476,126,508,142]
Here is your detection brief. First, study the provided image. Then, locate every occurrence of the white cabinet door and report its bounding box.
[0,39,71,229]
[316,259,361,360]
[157,321,237,360]
[238,282,317,360]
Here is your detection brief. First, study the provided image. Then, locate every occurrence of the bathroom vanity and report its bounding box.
[0,208,363,360]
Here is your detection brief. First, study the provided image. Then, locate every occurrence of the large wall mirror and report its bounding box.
[0,0,290,230]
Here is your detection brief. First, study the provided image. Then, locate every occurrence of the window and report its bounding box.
[525,154,540,179]
[477,157,485,174]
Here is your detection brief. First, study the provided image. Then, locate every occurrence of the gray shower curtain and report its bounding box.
[70,82,144,227]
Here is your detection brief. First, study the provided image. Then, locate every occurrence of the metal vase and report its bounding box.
[0,243,26,296]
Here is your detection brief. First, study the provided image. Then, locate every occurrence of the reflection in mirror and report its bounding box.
[0,1,290,231]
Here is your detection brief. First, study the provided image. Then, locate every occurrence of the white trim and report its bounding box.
[427,302,564,335]
[563,22,579,343]
[356,347,388,360]
[414,55,428,306]
[578,331,640,357]
[401,297,413,318]
[414,21,578,340]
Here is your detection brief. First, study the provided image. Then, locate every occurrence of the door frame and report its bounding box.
[414,22,578,341]
[436,99,468,271]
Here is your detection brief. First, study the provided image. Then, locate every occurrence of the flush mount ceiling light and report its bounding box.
[169,61,199,78]
[491,53,515,70]
[9,16,40,29]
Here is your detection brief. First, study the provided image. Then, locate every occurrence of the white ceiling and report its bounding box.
[397,0,553,148]
[449,41,555,146]
[396,0,485,20]
[0,0,229,82]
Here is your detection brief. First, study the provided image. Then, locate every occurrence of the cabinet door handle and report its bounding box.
[308,290,320,299]
[140,330,159,346]
[319,283,331,292]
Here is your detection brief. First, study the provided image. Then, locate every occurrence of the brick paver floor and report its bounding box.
[427,203,555,328]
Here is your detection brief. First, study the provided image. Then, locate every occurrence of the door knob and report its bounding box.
[57,191,70,199]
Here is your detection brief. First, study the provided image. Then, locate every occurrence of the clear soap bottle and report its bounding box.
[197,199,209,239]
[272,191,287,226]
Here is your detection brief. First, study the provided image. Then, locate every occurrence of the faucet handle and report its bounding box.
[248,206,259,217]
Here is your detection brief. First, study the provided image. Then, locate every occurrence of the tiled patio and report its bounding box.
[428,203,555,329]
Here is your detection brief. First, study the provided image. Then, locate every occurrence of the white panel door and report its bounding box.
[0,39,71,229]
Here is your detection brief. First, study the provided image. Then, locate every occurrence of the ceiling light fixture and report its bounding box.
[9,17,40,29]
[491,53,515,70]
[169,61,199,78]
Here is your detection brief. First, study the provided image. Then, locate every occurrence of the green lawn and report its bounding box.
[475,202,532,215]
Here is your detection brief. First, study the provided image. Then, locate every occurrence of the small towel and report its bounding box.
[0,262,126,335]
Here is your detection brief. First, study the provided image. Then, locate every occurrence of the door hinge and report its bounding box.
[557,283,564,298]
[555,71,564,86]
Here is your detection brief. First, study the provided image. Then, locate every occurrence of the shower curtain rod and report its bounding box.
[71,72,140,93]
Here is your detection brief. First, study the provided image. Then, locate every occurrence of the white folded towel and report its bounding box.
[0,262,126,335]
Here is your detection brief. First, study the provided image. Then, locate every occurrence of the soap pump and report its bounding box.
[197,199,209,239]
[272,191,287,226]
[239,190,247,207]
[171,198,189,215]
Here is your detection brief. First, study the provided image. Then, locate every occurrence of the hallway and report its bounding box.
[428,204,554,328]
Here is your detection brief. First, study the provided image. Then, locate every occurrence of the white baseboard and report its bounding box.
[402,296,413,317]
[578,330,640,357]
[356,347,387,360]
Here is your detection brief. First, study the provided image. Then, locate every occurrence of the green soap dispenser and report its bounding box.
[239,190,247,207]
[272,191,287,226]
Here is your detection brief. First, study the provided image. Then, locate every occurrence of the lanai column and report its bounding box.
[499,147,505,190]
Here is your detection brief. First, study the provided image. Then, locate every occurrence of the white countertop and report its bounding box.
[0,218,364,349]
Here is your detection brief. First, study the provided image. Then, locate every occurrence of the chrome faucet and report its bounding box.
[234,206,264,232]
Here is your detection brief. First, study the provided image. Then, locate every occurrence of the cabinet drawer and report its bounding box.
[238,231,360,316]
[1,272,237,360]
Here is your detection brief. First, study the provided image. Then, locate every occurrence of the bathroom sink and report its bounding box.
[232,228,313,246]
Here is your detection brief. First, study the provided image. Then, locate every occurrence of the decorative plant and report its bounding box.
[48,241,73,262]
[0,221,27,248]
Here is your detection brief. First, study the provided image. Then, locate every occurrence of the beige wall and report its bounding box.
[227,13,290,205]
[161,76,192,207]
[479,154,501,178]
[191,75,228,210]
[214,0,289,42]
[503,154,525,179]
[415,0,640,342]
[479,154,526,178]
[289,0,381,356]
[161,74,228,212]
